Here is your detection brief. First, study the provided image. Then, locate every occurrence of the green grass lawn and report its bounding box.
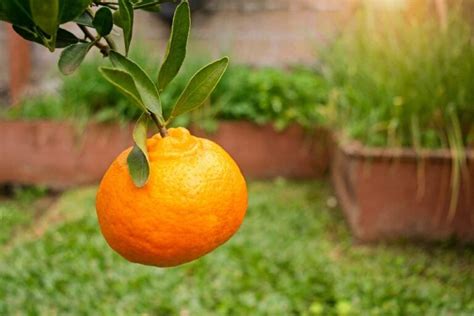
[0,200,33,245]
[1,180,473,315]
[0,186,49,245]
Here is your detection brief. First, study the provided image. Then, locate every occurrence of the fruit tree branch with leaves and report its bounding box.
[0,0,229,187]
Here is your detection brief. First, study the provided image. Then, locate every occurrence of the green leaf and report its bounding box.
[169,57,229,120]
[14,25,79,48]
[118,0,134,55]
[12,25,41,44]
[157,0,190,91]
[93,7,113,36]
[0,13,9,22]
[59,0,92,23]
[4,0,90,49]
[127,113,150,187]
[0,2,8,22]
[132,0,178,4]
[99,67,146,111]
[131,0,175,11]
[1,0,35,28]
[30,0,59,36]
[74,12,93,27]
[132,113,150,160]
[112,10,123,28]
[58,42,93,75]
[56,29,80,47]
[109,51,163,120]
[127,145,149,187]
[138,4,161,12]
[1,0,90,48]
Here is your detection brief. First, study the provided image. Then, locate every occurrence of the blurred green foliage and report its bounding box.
[0,185,47,244]
[5,49,159,125]
[212,65,327,130]
[1,181,473,315]
[0,203,32,245]
[4,49,328,130]
[320,6,474,148]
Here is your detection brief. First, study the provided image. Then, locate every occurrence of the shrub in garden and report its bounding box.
[212,65,327,130]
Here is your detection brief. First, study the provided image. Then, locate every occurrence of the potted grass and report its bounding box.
[321,6,474,241]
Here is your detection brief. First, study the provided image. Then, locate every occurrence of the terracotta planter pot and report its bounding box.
[331,141,474,242]
[0,120,329,188]
[0,120,134,189]
[191,121,329,179]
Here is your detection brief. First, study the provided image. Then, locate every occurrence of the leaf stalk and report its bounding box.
[149,112,168,137]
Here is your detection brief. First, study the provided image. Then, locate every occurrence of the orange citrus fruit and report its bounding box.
[96,127,247,267]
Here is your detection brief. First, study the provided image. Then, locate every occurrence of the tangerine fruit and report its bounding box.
[96,127,248,267]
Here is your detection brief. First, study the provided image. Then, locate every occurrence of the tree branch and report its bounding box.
[150,112,168,137]
[77,24,110,56]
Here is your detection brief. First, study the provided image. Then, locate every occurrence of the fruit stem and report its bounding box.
[159,126,169,138]
[150,112,168,138]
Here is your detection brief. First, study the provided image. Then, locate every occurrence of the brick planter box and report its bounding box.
[0,120,329,188]
[0,120,134,189]
[331,141,474,242]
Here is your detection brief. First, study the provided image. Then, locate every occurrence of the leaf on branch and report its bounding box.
[118,0,134,55]
[112,10,123,28]
[131,0,176,12]
[12,25,40,43]
[59,0,92,23]
[127,145,150,188]
[93,7,113,36]
[74,12,93,27]
[0,2,9,22]
[30,0,59,37]
[99,67,146,111]
[127,113,151,187]
[133,113,150,160]
[5,0,91,49]
[58,42,93,75]
[56,28,81,47]
[13,25,79,48]
[157,0,190,91]
[109,51,163,120]
[1,0,35,28]
[169,57,229,120]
